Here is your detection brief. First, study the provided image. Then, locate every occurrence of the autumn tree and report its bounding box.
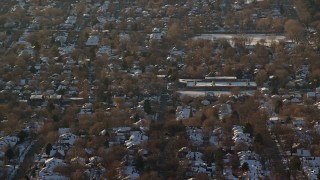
[255,69,268,87]
[165,22,183,46]
[288,156,301,177]
[256,17,272,31]
[254,133,264,145]
[284,20,305,43]
[54,164,74,178]
[140,171,162,180]
[163,120,185,136]
[203,146,216,164]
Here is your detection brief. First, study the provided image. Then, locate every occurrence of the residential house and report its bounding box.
[85,36,99,46]
[176,106,196,121]
[38,157,67,179]
[149,28,164,42]
[0,136,20,149]
[289,148,311,157]
[186,127,204,146]
[218,103,232,120]
[306,92,320,101]
[48,144,66,159]
[267,116,285,129]
[58,133,77,147]
[301,156,320,180]
[186,151,216,177]
[238,151,267,179]
[292,118,305,130]
[232,126,252,148]
[124,130,148,149]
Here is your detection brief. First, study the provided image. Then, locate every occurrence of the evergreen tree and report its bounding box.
[5,148,14,160]
[231,110,240,121]
[17,130,28,143]
[189,106,193,117]
[241,162,249,171]
[30,66,36,74]
[47,102,55,112]
[0,112,4,121]
[133,113,140,122]
[214,149,224,170]
[33,41,41,51]
[121,59,128,70]
[254,133,264,145]
[244,123,254,137]
[53,114,59,122]
[135,155,144,172]
[103,78,109,90]
[274,100,283,114]
[144,99,151,114]
[45,143,53,156]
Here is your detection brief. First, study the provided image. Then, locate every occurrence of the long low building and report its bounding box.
[178,76,257,96]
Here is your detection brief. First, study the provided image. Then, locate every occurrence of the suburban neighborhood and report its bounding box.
[0,0,320,179]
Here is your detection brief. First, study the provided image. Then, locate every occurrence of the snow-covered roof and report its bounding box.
[97,16,107,24]
[0,136,19,148]
[58,133,77,146]
[176,106,196,120]
[240,160,264,179]
[232,126,252,146]
[223,166,238,180]
[306,92,320,98]
[201,99,210,106]
[219,104,232,120]
[185,150,216,176]
[58,128,70,135]
[122,165,139,180]
[112,127,131,133]
[58,44,75,55]
[125,131,148,148]
[39,174,68,180]
[169,47,185,57]
[238,151,260,161]
[187,81,257,87]
[186,151,203,162]
[65,16,77,25]
[49,145,66,157]
[150,28,164,41]
[97,2,109,13]
[209,135,219,146]
[71,156,86,165]
[119,33,130,42]
[186,127,203,145]
[39,158,66,177]
[301,157,320,180]
[314,122,320,134]
[86,36,99,46]
[55,35,67,44]
[293,118,305,126]
[96,46,112,56]
[0,151,4,158]
[290,148,311,157]
[89,156,102,163]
